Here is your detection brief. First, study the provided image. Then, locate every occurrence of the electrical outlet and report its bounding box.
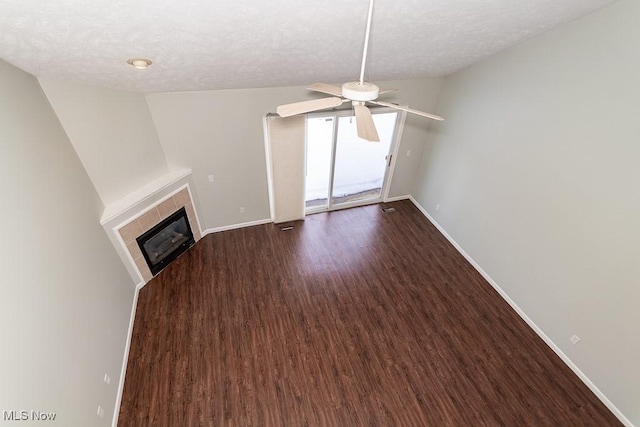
[570,335,581,344]
[240,207,245,214]
[436,204,441,211]
[406,149,411,157]
[103,374,111,385]
[97,406,104,418]
[208,174,215,183]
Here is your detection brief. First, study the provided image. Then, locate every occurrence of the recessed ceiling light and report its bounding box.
[127,58,152,70]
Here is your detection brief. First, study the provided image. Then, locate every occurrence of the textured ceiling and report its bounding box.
[0,0,617,93]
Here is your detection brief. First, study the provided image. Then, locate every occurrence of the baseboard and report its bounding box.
[203,218,272,236]
[408,196,633,427]
[383,194,410,203]
[112,280,144,427]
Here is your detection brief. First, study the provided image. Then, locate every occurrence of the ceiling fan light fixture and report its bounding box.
[127,58,152,70]
[342,81,379,102]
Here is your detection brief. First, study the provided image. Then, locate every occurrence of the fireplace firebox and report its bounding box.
[136,207,195,276]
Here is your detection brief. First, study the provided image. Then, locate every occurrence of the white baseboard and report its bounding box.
[383,194,410,203]
[408,196,633,427]
[112,281,144,427]
[203,218,272,236]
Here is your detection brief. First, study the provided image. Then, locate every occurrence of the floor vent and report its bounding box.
[280,225,294,231]
[381,207,396,213]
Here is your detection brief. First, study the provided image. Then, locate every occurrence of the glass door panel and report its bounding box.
[331,112,397,205]
[305,116,335,210]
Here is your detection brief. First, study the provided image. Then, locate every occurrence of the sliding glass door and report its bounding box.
[305,108,401,213]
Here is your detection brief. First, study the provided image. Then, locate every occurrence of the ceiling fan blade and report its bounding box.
[371,100,444,121]
[354,104,380,142]
[308,83,343,97]
[378,88,398,95]
[277,97,343,117]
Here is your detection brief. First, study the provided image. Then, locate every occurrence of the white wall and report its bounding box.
[0,60,134,426]
[413,0,639,424]
[382,80,444,198]
[38,78,169,207]
[147,79,442,230]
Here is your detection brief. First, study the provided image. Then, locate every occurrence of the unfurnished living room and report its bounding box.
[0,0,638,426]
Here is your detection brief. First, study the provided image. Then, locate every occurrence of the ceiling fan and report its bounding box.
[276,0,443,142]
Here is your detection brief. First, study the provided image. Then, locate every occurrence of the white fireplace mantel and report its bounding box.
[100,169,195,225]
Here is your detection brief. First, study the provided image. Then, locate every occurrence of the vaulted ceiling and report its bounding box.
[0,0,617,93]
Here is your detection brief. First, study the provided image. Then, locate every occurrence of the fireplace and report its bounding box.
[136,207,195,276]
[101,170,203,284]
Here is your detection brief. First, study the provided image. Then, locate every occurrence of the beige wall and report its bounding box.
[34,77,441,232]
[0,60,134,426]
[413,0,639,424]
[382,80,444,198]
[39,78,169,207]
[146,79,442,230]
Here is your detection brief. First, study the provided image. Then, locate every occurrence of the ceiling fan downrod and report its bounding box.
[342,0,379,103]
[359,0,375,85]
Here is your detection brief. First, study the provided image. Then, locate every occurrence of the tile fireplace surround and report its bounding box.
[100,169,202,284]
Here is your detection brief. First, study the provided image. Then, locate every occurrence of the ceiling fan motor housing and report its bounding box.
[342,81,379,101]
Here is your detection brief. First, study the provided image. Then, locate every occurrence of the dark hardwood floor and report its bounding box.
[118,200,621,426]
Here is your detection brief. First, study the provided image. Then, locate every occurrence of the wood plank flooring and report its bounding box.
[118,200,621,426]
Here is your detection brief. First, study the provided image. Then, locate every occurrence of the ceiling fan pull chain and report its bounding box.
[359,0,375,85]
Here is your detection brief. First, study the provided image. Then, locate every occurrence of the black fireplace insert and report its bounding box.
[136,207,195,276]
